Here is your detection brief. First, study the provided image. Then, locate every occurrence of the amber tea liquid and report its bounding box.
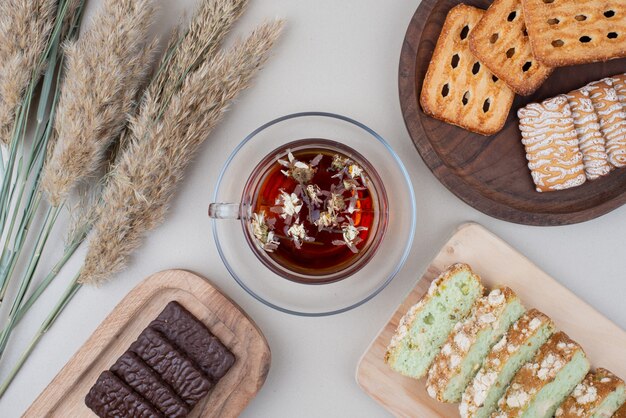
[247,141,386,282]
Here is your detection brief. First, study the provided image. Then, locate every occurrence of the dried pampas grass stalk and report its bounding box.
[0,0,57,145]
[79,20,284,286]
[151,0,248,111]
[41,0,158,207]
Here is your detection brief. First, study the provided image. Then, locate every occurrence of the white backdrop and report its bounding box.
[2,1,625,417]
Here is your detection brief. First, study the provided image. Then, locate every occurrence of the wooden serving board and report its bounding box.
[25,270,271,418]
[356,223,626,418]
[399,0,626,226]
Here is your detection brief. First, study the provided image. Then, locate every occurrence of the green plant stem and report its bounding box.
[0,206,60,359]
[14,235,83,325]
[0,274,81,398]
[0,211,86,343]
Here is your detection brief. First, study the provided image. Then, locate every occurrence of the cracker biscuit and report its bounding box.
[522,0,626,66]
[566,88,611,180]
[420,4,515,136]
[518,95,586,192]
[586,79,626,168]
[469,0,553,95]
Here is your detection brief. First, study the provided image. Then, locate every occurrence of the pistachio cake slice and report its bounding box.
[385,263,484,379]
[555,368,626,418]
[427,287,525,403]
[460,309,555,418]
[492,331,590,418]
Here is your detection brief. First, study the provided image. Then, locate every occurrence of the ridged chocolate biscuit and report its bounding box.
[85,370,164,418]
[149,301,235,382]
[111,351,190,418]
[130,328,213,407]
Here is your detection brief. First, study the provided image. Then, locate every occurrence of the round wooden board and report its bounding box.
[399,0,626,226]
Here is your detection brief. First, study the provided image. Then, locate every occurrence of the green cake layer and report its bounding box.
[460,309,555,418]
[385,263,483,379]
[556,368,626,418]
[427,287,525,403]
[493,332,590,418]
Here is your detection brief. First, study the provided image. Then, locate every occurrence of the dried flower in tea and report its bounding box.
[251,212,279,252]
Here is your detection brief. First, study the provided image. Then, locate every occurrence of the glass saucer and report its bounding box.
[211,112,416,316]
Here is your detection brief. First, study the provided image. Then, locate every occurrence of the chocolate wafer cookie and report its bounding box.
[149,301,235,382]
[518,95,586,192]
[469,0,553,95]
[566,88,611,180]
[522,0,626,66]
[420,4,515,135]
[111,351,190,418]
[130,328,213,407]
[85,371,164,418]
[586,79,626,168]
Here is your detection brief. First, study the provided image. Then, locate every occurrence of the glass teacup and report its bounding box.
[209,139,388,284]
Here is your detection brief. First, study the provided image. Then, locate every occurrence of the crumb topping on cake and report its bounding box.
[385,263,479,362]
[460,309,554,417]
[427,287,517,402]
[555,368,625,417]
[496,332,584,415]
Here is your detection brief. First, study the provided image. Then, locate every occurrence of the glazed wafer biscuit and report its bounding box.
[586,79,626,168]
[518,95,586,192]
[420,4,515,136]
[522,0,626,66]
[566,88,611,180]
[613,73,626,105]
[469,0,553,95]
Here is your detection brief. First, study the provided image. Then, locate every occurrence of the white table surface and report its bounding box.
[2,0,625,416]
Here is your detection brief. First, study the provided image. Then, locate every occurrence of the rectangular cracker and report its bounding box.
[469,0,554,95]
[522,0,626,66]
[566,88,611,180]
[518,95,586,192]
[586,79,626,168]
[420,4,515,136]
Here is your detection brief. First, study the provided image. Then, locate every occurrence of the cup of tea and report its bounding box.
[209,112,416,316]
[209,139,388,284]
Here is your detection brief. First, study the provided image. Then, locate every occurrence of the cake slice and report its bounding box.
[460,309,555,418]
[427,287,525,403]
[492,331,590,418]
[555,368,626,418]
[385,263,484,379]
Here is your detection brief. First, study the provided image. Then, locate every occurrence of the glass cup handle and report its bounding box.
[208,203,241,219]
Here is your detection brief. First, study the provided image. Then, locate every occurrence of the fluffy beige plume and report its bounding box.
[41,0,158,207]
[151,0,248,107]
[79,20,284,286]
[0,0,57,145]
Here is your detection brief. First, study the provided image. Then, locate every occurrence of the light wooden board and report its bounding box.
[25,270,271,418]
[356,223,626,418]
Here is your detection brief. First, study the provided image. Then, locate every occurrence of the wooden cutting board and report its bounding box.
[356,223,626,418]
[25,270,271,418]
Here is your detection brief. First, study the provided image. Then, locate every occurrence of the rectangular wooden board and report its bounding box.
[25,270,271,418]
[356,223,626,418]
